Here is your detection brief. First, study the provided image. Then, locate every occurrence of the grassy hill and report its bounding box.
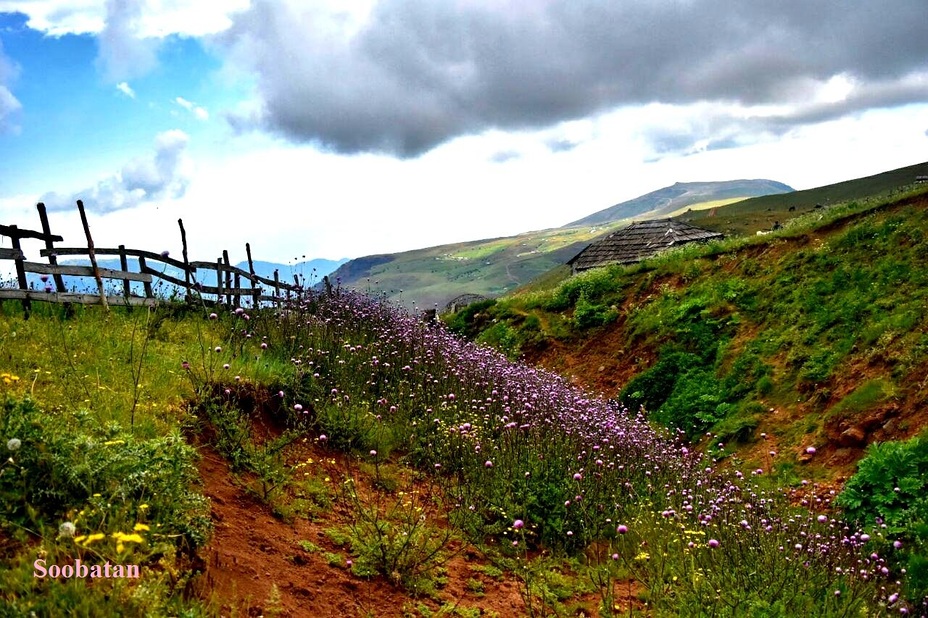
[682,160,928,235]
[329,226,616,310]
[4,257,928,614]
[5,164,928,615]
[447,183,928,485]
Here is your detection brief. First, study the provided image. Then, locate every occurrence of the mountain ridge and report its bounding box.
[564,179,794,227]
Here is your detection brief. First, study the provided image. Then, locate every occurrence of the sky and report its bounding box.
[0,1,927,267]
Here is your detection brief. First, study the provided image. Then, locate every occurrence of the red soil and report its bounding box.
[191,403,640,617]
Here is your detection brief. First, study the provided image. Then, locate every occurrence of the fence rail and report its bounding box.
[1,201,308,316]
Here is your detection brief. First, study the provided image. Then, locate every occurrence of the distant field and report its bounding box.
[664,197,747,218]
[337,223,626,309]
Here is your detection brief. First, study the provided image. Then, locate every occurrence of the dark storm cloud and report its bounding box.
[223,0,928,157]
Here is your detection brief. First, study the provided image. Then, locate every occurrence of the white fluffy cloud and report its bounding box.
[174,96,209,120]
[40,129,192,213]
[115,81,135,98]
[0,0,249,36]
[0,38,21,133]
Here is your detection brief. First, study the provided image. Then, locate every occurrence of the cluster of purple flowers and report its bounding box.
[253,287,918,614]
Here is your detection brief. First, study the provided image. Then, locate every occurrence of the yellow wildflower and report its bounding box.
[133,523,150,532]
[81,533,106,546]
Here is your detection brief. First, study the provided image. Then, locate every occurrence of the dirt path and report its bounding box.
[194,439,533,617]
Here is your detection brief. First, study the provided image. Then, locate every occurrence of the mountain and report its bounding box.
[564,179,794,228]
[244,259,349,288]
[682,160,928,236]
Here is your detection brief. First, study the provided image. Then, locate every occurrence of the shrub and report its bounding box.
[837,431,928,598]
[618,351,698,414]
[572,294,618,330]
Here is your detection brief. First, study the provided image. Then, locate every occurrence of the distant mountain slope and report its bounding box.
[328,227,611,310]
[316,162,926,312]
[247,259,349,287]
[683,160,928,236]
[564,179,793,227]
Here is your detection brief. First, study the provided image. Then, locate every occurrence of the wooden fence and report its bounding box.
[1,201,306,316]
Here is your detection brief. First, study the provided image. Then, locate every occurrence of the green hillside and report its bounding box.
[331,225,622,310]
[683,160,928,235]
[6,181,928,614]
[448,183,928,484]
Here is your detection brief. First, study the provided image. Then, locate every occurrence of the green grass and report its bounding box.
[686,160,928,235]
[0,301,281,615]
[454,186,928,449]
[336,224,623,310]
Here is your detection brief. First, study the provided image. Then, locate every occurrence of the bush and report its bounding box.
[618,351,698,414]
[572,294,617,330]
[837,431,928,599]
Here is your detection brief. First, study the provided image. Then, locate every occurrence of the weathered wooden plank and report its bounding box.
[0,289,158,307]
[118,245,131,298]
[178,218,192,293]
[251,271,300,290]
[0,247,24,260]
[190,285,255,296]
[22,261,152,283]
[138,256,155,298]
[37,248,304,290]
[189,260,254,279]
[139,263,188,288]
[9,229,29,314]
[0,224,63,243]
[40,247,192,272]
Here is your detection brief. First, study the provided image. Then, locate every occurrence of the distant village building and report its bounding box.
[567,219,723,274]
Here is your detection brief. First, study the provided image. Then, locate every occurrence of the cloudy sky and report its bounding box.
[0,1,926,265]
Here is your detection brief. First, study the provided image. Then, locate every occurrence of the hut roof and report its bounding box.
[567,219,723,272]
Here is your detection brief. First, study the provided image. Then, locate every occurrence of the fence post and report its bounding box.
[138,256,154,299]
[246,242,259,308]
[76,200,108,311]
[216,258,224,306]
[36,203,66,293]
[118,245,131,298]
[222,250,233,306]
[9,225,30,317]
[273,269,281,309]
[178,218,192,300]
